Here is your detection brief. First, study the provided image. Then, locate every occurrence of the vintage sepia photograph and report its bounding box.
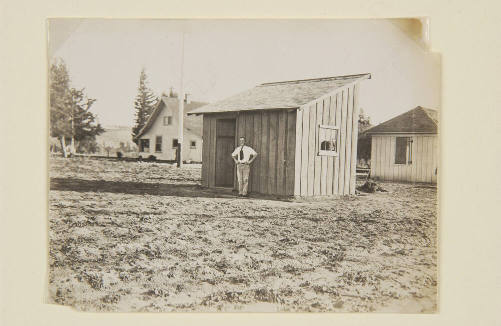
[47,19,440,312]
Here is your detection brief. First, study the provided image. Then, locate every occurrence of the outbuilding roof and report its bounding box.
[134,96,206,139]
[187,73,371,115]
[365,106,438,134]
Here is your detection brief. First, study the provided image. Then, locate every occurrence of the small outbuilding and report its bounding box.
[188,73,371,197]
[365,106,438,184]
[135,95,206,162]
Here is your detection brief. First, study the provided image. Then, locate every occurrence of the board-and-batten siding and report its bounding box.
[294,84,360,196]
[370,134,438,183]
[236,110,297,196]
[202,110,296,196]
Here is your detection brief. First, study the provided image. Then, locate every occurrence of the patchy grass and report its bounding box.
[48,157,437,312]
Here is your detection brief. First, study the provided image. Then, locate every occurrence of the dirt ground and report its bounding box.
[48,157,438,313]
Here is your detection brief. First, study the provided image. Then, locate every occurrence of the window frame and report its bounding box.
[139,139,150,152]
[394,136,413,165]
[190,140,197,149]
[172,138,179,149]
[155,136,162,153]
[317,124,339,157]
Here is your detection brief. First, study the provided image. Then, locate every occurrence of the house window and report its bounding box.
[317,125,339,156]
[139,139,150,152]
[163,116,173,126]
[155,136,162,152]
[172,138,179,148]
[190,140,196,149]
[395,137,413,164]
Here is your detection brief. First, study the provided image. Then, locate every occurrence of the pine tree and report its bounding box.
[358,108,372,133]
[49,59,72,157]
[132,68,158,143]
[49,59,104,157]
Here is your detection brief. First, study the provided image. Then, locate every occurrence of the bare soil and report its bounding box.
[48,157,437,312]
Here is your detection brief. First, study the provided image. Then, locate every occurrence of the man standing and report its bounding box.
[231,136,258,197]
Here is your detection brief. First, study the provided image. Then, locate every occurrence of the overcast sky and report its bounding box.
[48,19,440,127]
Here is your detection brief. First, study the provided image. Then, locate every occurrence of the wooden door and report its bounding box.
[215,119,236,187]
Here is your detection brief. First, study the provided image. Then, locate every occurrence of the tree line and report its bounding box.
[49,60,164,157]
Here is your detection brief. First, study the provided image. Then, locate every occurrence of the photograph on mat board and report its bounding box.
[47,18,440,312]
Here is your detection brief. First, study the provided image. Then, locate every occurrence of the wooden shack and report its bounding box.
[365,106,438,183]
[188,73,371,197]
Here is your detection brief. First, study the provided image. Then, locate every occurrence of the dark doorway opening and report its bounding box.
[215,119,236,187]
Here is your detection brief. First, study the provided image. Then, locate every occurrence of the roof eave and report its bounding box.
[366,131,438,135]
[187,106,300,115]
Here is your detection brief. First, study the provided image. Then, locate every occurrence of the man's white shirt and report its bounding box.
[232,145,257,163]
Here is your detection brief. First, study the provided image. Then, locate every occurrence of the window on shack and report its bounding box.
[139,139,150,152]
[155,136,162,152]
[190,140,196,149]
[317,125,339,156]
[395,137,413,164]
[172,138,179,149]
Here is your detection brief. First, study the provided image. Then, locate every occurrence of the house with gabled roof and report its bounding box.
[134,95,206,162]
[365,106,439,183]
[188,73,371,197]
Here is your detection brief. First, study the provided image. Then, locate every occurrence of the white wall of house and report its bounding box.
[138,102,203,162]
[370,133,438,183]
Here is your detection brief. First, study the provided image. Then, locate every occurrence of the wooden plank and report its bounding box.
[349,84,360,194]
[383,136,390,180]
[406,137,413,182]
[320,98,329,195]
[378,137,384,180]
[337,91,348,194]
[343,87,353,194]
[294,109,303,196]
[202,117,210,186]
[415,136,422,182]
[390,136,396,181]
[277,111,287,196]
[307,104,317,196]
[243,113,253,192]
[333,93,342,195]
[326,95,335,195]
[233,115,241,189]
[300,106,310,196]
[425,136,432,183]
[377,136,383,180]
[268,111,278,195]
[410,136,417,183]
[382,136,388,181]
[286,110,297,196]
[313,102,322,196]
[431,136,438,184]
[208,117,217,188]
[260,112,270,194]
[370,135,376,184]
[325,95,334,195]
[252,113,262,193]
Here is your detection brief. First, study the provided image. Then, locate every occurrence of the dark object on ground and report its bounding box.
[147,155,157,162]
[116,151,123,158]
[357,179,387,193]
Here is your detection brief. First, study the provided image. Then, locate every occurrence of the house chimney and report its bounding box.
[184,93,191,104]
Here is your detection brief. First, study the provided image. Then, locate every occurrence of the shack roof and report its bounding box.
[365,106,438,135]
[187,73,371,115]
[135,96,206,139]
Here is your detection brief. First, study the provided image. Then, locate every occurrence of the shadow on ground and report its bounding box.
[50,177,237,199]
